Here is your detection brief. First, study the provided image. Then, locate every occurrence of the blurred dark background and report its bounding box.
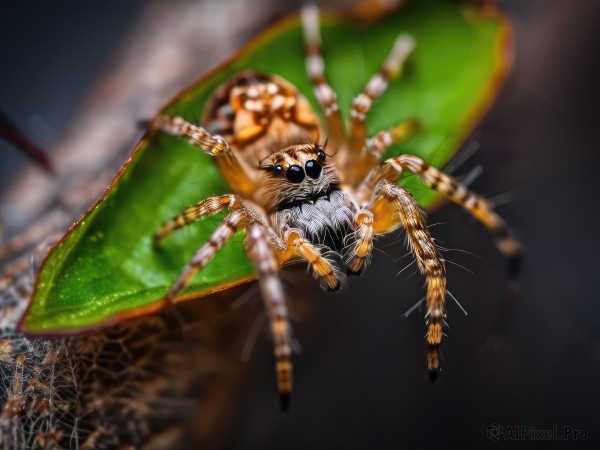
[1,0,599,448]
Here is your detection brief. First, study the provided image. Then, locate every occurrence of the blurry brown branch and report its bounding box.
[0,110,52,173]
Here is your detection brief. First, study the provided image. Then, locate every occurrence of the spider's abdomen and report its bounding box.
[274,189,355,252]
[202,71,322,166]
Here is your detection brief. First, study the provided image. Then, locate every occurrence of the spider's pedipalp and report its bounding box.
[345,209,375,276]
[283,228,343,291]
[245,223,293,410]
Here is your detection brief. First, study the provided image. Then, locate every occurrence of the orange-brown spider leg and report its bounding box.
[245,223,293,410]
[345,210,375,276]
[365,119,420,161]
[301,5,346,148]
[281,228,343,291]
[150,115,256,197]
[348,34,415,154]
[368,181,447,379]
[349,119,419,192]
[162,209,248,303]
[366,154,523,259]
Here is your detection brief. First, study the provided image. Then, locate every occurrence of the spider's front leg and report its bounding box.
[364,154,522,262]
[155,194,243,245]
[156,197,340,407]
[245,225,342,409]
[150,115,257,197]
[355,181,447,378]
[245,224,294,410]
[159,208,249,303]
[156,199,295,408]
[154,194,269,301]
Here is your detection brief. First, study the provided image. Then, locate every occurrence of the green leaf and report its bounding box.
[21,0,512,333]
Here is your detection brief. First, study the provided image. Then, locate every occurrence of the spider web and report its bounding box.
[0,266,203,450]
[0,270,78,450]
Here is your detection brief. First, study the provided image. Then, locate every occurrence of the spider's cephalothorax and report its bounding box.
[260,143,356,257]
[151,5,521,409]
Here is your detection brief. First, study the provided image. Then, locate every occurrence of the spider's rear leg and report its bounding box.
[348,34,415,155]
[301,5,346,148]
[245,223,293,410]
[365,119,420,162]
[346,34,415,187]
[150,115,256,197]
[367,181,447,379]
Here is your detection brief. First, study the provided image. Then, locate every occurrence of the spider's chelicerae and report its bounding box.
[150,6,521,409]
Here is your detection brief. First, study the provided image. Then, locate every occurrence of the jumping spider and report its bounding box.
[150,6,521,409]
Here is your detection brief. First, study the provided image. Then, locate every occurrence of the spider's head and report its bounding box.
[259,142,331,183]
[258,141,338,209]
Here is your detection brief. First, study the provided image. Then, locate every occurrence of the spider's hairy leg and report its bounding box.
[301,5,346,147]
[150,115,256,196]
[154,194,243,245]
[351,118,420,193]
[151,114,229,154]
[369,154,522,260]
[365,119,420,161]
[345,210,375,276]
[163,209,248,303]
[282,228,343,291]
[368,181,447,379]
[349,33,415,154]
[245,223,293,410]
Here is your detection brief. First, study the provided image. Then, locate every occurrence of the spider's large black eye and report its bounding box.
[286,164,305,183]
[305,160,322,179]
[273,165,284,175]
[316,150,326,162]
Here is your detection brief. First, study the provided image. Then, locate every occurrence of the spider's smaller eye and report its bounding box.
[286,165,305,183]
[273,165,284,175]
[305,160,322,179]
[316,150,326,162]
